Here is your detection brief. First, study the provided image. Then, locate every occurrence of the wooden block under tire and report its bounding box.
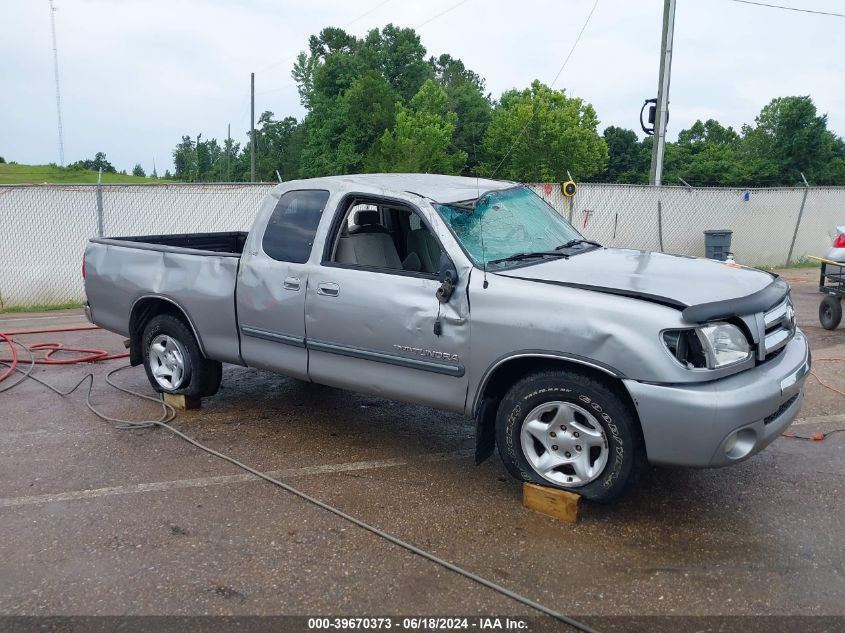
[163,393,201,411]
[522,482,581,523]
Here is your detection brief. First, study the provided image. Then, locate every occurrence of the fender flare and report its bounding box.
[128,294,208,364]
[470,351,628,464]
[470,350,625,417]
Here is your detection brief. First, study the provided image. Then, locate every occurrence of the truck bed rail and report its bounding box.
[104,232,247,255]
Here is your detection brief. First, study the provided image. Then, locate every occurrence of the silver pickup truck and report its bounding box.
[84,174,810,502]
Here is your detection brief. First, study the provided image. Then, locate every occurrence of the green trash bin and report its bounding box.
[704,229,733,261]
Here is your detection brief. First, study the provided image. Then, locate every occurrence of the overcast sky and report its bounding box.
[2,0,844,174]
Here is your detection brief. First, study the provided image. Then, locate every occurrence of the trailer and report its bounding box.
[810,256,845,330]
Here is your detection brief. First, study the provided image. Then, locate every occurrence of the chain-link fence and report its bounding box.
[1,182,843,309]
[0,184,272,309]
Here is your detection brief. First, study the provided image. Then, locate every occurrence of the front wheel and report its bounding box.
[495,370,644,503]
[819,296,842,330]
[141,314,222,398]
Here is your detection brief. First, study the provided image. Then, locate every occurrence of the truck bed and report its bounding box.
[84,232,246,365]
[107,231,248,255]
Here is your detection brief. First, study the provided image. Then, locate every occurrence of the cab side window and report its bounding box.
[327,199,443,275]
[262,190,329,263]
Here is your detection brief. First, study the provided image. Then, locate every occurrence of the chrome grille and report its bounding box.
[760,297,796,359]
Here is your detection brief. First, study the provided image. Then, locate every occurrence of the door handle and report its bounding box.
[317,282,340,297]
[283,276,301,291]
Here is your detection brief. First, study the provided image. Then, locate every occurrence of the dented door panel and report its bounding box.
[305,266,470,412]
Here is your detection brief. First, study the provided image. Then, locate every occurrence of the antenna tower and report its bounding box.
[48,0,65,165]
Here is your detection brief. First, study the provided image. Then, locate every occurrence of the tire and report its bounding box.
[495,370,645,503]
[141,314,222,398]
[819,296,842,330]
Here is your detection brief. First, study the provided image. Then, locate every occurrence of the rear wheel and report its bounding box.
[495,370,644,503]
[819,296,842,330]
[141,314,222,398]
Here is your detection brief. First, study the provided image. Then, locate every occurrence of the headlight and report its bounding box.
[698,322,751,368]
[663,322,751,369]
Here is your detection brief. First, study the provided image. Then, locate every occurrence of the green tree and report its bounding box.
[71,152,116,173]
[172,136,196,180]
[196,135,213,179]
[293,27,361,109]
[292,24,430,109]
[221,136,240,181]
[742,96,840,185]
[663,119,752,186]
[300,72,397,176]
[431,54,491,174]
[250,112,302,181]
[132,164,146,177]
[293,25,433,176]
[596,126,647,183]
[359,25,431,103]
[481,80,607,181]
[829,136,845,185]
[91,152,115,173]
[368,80,466,174]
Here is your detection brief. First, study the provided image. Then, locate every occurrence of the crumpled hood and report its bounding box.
[494,248,776,308]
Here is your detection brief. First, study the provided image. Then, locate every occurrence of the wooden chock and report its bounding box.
[163,393,201,411]
[522,482,581,523]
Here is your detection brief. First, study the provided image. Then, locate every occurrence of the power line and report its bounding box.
[726,0,845,18]
[547,0,601,90]
[346,0,394,27]
[490,0,601,178]
[415,0,470,28]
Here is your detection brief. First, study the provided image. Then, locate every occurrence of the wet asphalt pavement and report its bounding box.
[0,267,843,629]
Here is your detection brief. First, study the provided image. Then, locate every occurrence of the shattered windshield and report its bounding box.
[435,186,586,268]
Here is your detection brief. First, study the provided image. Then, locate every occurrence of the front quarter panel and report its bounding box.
[466,271,700,413]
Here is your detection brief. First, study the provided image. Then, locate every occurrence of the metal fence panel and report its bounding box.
[1,182,843,309]
[0,186,97,307]
[657,186,804,266]
[530,183,835,267]
[100,184,273,237]
[792,187,845,262]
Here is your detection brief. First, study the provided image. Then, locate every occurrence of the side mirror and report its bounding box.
[436,254,458,304]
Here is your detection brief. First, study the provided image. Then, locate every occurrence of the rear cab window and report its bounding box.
[262,189,330,263]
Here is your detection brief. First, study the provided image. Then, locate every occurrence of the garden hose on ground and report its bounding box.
[0,326,598,633]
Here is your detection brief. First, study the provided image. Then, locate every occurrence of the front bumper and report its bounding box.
[624,329,810,467]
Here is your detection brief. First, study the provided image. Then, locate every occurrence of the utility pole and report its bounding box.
[227,123,231,182]
[196,133,202,181]
[250,73,256,183]
[48,0,65,166]
[649,0,676,186]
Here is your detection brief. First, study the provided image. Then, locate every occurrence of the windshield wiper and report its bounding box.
[555,239,602,251]
[487,251,569,265]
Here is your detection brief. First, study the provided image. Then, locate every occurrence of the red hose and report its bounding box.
[0,333,19,382]
[2,325,100,336]
[0,325,129,384]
